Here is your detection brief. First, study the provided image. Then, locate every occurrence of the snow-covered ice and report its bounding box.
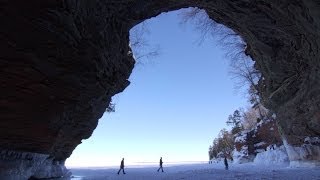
[253,145,289,166]
[67,162,320,180]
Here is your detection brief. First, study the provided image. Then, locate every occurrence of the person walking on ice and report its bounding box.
[157,157,164,172]
[224,156,229,170]
[117,158,126,174]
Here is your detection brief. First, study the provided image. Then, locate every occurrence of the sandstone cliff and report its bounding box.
[1,0,320,178]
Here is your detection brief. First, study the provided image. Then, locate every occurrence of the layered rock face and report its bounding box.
[1,0,320,178]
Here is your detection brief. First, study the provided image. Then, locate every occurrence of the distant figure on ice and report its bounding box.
[117,158,126,174]
[157,157,164,172]
[224,157,229,170]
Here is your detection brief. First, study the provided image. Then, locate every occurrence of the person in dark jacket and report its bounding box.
[157,157,164,172]
[224,157,229,170]
[117,158,126,174]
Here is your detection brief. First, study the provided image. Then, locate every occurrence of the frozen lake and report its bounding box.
[67,162,320,180]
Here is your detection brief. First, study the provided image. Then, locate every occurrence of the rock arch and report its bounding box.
[1,0,319,178]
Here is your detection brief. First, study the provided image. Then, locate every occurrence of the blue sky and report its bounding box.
[65,9,248,167]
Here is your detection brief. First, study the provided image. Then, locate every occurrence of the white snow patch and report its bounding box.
[232,146,255,164]
[254,142,266,147]
[253,145,289,166]
[255,149,265,153]
[234,131,248,143]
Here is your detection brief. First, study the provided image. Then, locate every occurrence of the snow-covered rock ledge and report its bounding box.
[283,137,320,167]
[0,149,70,179]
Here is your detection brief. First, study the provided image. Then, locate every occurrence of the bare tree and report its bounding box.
[180,8,264,109]
[229,57,261,90]
[180,8,217,44]
[180,7,245,51]
[180,7,237,45]
[209,128,235,159]
[129,21,160,65]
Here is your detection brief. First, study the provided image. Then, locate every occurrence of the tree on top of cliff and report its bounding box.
[226,110,244,135]
[129,21,160,65]
[180,8,264,110]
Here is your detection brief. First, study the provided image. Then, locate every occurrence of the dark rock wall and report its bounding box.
[1,0,320,178]
[1,1,134,178]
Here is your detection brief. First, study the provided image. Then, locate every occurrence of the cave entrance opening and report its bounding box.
[65,8,250,168]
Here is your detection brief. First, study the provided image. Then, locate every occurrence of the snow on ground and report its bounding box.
[253,145,289,166]
[67,162,320,180]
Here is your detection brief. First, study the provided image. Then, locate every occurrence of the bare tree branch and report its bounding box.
[129,21,161,65]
